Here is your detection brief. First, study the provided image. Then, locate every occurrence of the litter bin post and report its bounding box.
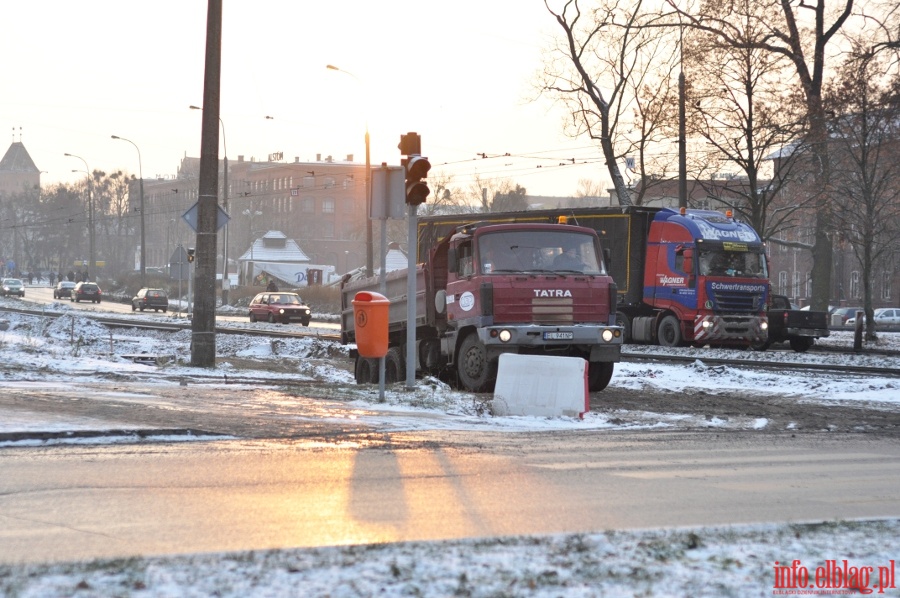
[352,291,390,358]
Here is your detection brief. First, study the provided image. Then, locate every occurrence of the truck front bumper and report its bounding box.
[693,314,768,343]
[476,324,624,361]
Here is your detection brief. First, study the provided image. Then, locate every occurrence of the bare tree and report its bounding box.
[491,183,529,212]
[682,0,810,241]
[575,178,608,202]
[418,171,476,216]
[667,0,856,311]
[826,46,900,340]
[541,0,680,206]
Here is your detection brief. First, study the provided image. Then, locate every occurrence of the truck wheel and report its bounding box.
[384,347,406,384]
[588,361,614,392]
[789,337,814,352]
[657,315,682,347]
[355,356,379,384]
[457,333,497,393]
[750,339,771,351]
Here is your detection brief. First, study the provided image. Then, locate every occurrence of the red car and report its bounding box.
[248,292,311,325]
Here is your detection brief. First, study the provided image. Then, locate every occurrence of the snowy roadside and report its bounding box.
[1,308,899,596]
[2,519,898,597]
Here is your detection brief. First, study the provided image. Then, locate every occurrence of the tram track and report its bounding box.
[2,304,898,378]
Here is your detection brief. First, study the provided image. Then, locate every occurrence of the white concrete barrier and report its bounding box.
[492,354,589,418]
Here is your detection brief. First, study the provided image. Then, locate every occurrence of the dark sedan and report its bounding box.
[71,282,102,303]
[132,288,169,312]
[53,281,77,299]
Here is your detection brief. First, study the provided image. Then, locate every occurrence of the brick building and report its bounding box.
[139,153,368,279]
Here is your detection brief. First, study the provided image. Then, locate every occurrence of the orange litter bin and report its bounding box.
[352,291,390,358]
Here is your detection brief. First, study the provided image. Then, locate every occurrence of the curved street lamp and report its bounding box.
[63,153,95,279]
[326,64,373,276]
[111,135,146,287]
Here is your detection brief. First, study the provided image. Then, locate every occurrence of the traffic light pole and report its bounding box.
[398,132,431,391]
[405,202,418,390]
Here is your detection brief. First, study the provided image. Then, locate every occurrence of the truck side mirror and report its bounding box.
[447,247,459,274]
[604,248,611,265]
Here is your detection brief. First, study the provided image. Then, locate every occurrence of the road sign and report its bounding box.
[169,246,190,281]
[182,202,230,232]
[370,165,406,220]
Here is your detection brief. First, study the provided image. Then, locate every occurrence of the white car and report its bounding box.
[0,278,25,297]
[845,307,900,327]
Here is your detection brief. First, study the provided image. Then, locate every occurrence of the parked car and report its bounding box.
[829,306,863,326]
[846,308,900,327]
[132,288,169,312]
[53,280,77,299]
[0,278,25,297]
[71,281,102,303]
[248,292,311,325]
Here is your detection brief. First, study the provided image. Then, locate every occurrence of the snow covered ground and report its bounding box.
[1,303,899,596]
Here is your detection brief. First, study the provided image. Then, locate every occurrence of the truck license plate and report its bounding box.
[543,331,574,340]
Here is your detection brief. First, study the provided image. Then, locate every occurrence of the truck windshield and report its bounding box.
[478,231,604,275]
[699,250,767,278]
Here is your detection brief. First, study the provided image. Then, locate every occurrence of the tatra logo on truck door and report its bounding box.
[533,289,573,298]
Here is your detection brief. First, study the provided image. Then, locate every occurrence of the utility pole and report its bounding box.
[192,0,222,367]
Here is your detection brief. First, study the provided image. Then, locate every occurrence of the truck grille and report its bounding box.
[711,288,763,313]
[531,297,574,323]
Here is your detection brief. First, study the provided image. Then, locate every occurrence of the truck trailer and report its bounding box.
[341,220,623,393]
[418,206,769,348]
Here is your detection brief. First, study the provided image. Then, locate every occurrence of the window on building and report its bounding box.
[322,221,334,238]
[806,275,812,299]
[850,271,860,299]
[322,198,335,214]
[302,198,314,213]
[303,176,315,189]
[324,177,335,189]
[882,270,892,300]
[778,271,787,295]
[343,175,355,189]
[792,270,801,299]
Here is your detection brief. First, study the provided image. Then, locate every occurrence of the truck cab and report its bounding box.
[435,222,622,391]
[639,208,769,347]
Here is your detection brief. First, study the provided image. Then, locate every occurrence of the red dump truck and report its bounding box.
[340,221,624,392]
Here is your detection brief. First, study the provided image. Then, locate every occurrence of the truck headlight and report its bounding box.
[602,329,614,342]
[701,320,712,329]
[760,321,768,331]
[498,329,512,342]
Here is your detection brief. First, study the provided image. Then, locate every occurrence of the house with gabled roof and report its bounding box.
[237,230,336,288]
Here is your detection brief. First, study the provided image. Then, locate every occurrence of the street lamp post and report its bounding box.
[190,105,230,304]
[111,135,146,287]
[242,208,262,284]
[326,64,373,276]
[63,153,95,279]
